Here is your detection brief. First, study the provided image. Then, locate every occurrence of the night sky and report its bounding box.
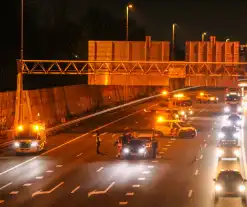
[65,0,246,46]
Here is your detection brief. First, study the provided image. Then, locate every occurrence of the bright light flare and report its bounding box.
[157,116,164,123]
[162,90,168,95]
[174,93,184,98]
[215,184,222,191]
[17,125,24,132]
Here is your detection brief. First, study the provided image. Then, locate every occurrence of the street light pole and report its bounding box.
[21,0,24,61]
[202,32,207,41]
[126,4,133,41]
[172,23,176,60]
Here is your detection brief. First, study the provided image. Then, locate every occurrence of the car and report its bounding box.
[120,135,158,159]
[218,126,240,141]
[155,119,197,138]
[216,139,240,161]
[227,114,242,128]
[225,92,241,105]
[223,104,243,114]
[213,170,247,204]
[156,108,187,121]
[196,92,218,103]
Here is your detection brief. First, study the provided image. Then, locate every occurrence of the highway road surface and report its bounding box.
[0,90,246,207]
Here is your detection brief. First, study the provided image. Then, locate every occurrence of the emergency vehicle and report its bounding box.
[196,92,218,103]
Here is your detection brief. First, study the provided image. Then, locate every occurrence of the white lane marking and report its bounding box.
[152,160,158,163]
[46,170,53,173]
[132,185,140,188]
[119,202,128,205]
[126,192,134,196]
[112,134,116,137]
[97,167,104,172]
[35,176,43,180]
[32,182,64,197]
[204,140,206,142]
[168,141,173,143]
[0,182,12,190]
[194,170,199,176]
[156,156,161,159]
[188,190,193,198]
[0,106,153,177]
[102,132,107,135]
[71,186,80,194]
[88,182,115,197]
[165,145,171,147]
[76,153,83,157]
[159,152,165,154]
[170,138,176,141]
[138,177,145,180]
[162,148,168,151]
[204,143,207,147]
[0,200,4,204]
[10,191,19,195]
[82,133,89,137]
[56,165,63,168]
[93,134,96,137]
[23,183,32,187]
[124,127,128,130]
[208,134,211,137]
[200,155,203,159]
[142,171,150,174]
[148,166,154,168]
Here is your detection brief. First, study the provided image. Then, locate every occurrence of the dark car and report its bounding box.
[227,114,242,128]
[218,126,240,141]
[214,170,247,204]
[121,136,158,159]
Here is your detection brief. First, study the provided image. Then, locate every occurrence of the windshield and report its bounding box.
[228,115,240,120]
[226,95,241,101]
[178,122,191,127]
[218,172,242,182]
[15,131,38,140]
[219,141,238,147]
[129,140,145,146]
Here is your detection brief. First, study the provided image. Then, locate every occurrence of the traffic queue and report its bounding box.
[213,88,247,204]
[115,92,197,160]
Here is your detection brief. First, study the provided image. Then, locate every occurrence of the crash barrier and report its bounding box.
[0,86,200,148]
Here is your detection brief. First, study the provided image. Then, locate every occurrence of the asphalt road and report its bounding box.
[0,90,246,207]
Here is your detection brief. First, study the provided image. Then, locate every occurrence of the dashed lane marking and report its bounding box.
[119,202,128,205]
[148,166,154,168]
[112,134,116,137]
[97,167,104,172]
[152,160,158,163]
[208,135,211,137]
[46,170,53,173]
[10,191,19,195]
[102,132,107,135]
[35,176,43,180]
[88,182,115,197]
[142,171,150,174]
[188,190,193,198]
[71,186,80,194]
[0,182,12,190]
[204,144,207,147]
[165,145,171,147]
[159,152,165,154]
[156,156,161,159]
[23,183,32,187]
[170,138,176,141]
[126,192,134,196]
[138,177,145,180]
[32,182,64,197]
[76,153,83,157]
[194,170,199,176]
[168,141,173,144]
[200,155,203,159]
[132,185,140,188]
[0,200,4,204]
[56,165,63,168]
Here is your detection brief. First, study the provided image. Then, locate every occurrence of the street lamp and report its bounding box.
[172,23,177,60]
[202,32,207,41]
[226,38,230,42]
[126,4,133,41]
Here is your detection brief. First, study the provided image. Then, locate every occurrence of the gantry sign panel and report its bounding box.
[22,60,247,77]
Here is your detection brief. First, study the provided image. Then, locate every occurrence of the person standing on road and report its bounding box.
[96,131,101,154]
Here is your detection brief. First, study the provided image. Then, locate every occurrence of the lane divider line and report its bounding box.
[97,167,104,172]
[138,177,145,180]
[188,190,193,198]
[56,165,63,168]
[88,182,115,197]
[0,200,4,204]
[194,170,199,176]
[35,176,43,180]
[71,186,80,194]
[32,182,64,197]
[148,166,154,168]
[200,155,203,159]
[46,170,53,173]
[9,191,19,195]
[76,153,83,157]
[119,202,128,205]
[142,171,150,174]
[132,185,140,188]
[0,182,12,190]
[126,192,134,196]
[23,183,32,187]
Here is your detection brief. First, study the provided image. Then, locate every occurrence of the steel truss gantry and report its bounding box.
[20,60,247,76]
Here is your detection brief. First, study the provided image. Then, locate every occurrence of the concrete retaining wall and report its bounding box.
[0,85,160,130]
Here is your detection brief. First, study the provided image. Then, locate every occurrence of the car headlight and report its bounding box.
[138,148,145,154]
[237,107,242,112]
[215,184,222,191]
[14,142,20,148]
[189,110,193,115]
[123,148,130,154]
[239,185,246,192]
[224,107,230,112]
[175,114,179,118]
[217,149,224,157]
[234,150,240,157]
[180,111,185,115]
[233,132,240,138]
[210,97,215,101]
[31,141,38,147]
[216,97,219,100]
[236,120,241,125]
[218,132,225,139]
